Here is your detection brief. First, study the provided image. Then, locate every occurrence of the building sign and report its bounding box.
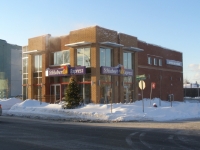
[46,66,86,76]
[100,66,133,76]
[166,59,182,67]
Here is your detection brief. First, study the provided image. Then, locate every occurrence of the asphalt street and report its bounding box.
[0,116,200,150]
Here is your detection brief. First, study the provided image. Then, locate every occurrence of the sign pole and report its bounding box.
[150,85,152,106]
[141,81,144,112]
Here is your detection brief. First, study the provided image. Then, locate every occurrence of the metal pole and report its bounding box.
[142,81,144,113]
[150,85,152,106]
[170,94,172,107]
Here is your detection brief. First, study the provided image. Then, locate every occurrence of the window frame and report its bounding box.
[148,56,152,65]
[100,47,112,67]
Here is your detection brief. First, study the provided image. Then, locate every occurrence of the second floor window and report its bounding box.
[77,47,90,67]
[154,58,157,66]
[148,56,152,65]
[53,50,70,65]
[159,59,162,66]
[123,52,132,69]
[100,48,111,67]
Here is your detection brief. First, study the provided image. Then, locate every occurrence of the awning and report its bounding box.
[65,41,92,47]
[23,50,45,54]
[123,47,143,52]
[100,42,124,48]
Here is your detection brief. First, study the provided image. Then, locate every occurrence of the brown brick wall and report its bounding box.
[69,26,96,43]
[137,40,183,101]
[96,26,118,43]
[28,35,50,51]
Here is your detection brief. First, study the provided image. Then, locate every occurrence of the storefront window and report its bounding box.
[77,74,91,104]
[77,48,90,68]
[100,48,111,67]
[123,52,132,69]
[52,50,70,65]
[100,75,112,104]
[123,76,133,103]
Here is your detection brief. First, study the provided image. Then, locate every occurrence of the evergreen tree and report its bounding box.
[65,77,81,109]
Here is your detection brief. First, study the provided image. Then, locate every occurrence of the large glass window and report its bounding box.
[100,75,112,104]
[77,48,90,68]
[22,46,28,100]
[100,48,111,67]
[33,55,42,100]
[123,52,132,69]
[52,50,70,65]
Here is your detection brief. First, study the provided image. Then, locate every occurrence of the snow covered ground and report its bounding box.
[0,98,200,122]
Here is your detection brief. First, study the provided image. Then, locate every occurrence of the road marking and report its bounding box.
[139,132,152,149]
[126,132,141,150]
[126,132,138,146]
[168,135,192,150]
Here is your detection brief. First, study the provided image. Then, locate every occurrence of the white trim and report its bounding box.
[65,41,92,47]
[49,63,70,67]
[23,50,39,54]
[123,47,143,52]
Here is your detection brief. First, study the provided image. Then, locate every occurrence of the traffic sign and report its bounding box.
[151,82,156,89]
[136,74,146,81]
[139,80,146,90]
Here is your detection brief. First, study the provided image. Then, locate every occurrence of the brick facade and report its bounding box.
[23,26,183,103]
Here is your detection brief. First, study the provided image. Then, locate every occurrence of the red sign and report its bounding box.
[151,82,156,89]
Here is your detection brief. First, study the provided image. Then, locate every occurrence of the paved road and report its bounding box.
[0,116,200,150]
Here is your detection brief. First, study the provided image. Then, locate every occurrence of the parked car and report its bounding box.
[15,95,22,100]
[0,104,2,116]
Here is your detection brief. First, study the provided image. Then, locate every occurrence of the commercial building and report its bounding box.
[22,26,183,103]
[0,39,22,98]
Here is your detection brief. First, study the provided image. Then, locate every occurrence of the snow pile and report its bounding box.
[1,98,200,122]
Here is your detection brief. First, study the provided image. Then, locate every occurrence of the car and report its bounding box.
[0,104,2,116]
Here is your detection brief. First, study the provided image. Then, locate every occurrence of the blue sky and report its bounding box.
[1,0,200,83]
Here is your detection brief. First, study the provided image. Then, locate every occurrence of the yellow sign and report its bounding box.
[139,80,145,90]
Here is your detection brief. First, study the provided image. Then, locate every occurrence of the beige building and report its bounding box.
[22,26,183,103]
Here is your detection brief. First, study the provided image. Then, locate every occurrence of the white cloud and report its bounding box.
[188,64,200,71]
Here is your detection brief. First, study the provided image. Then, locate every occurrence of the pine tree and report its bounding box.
[65,77,81,109]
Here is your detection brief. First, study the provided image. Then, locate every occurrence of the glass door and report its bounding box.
[124,86,129,103]
[100,85,111,104]
[50,84,61,103]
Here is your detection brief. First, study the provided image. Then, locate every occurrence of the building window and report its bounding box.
[148,56,152,65]
[123,52,132,69]
[154,58,157,66]
[34,55,42,73]
[159,59,162,66]
[51,50,70,65]
[100,48,111,67]
[33,54,42,99]
[77,47,90,68]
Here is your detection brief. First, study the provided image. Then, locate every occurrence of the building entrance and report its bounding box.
[50,84,61,103]
[100,85,112,104]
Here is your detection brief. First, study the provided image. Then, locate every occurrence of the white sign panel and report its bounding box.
[166,59,182,67]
